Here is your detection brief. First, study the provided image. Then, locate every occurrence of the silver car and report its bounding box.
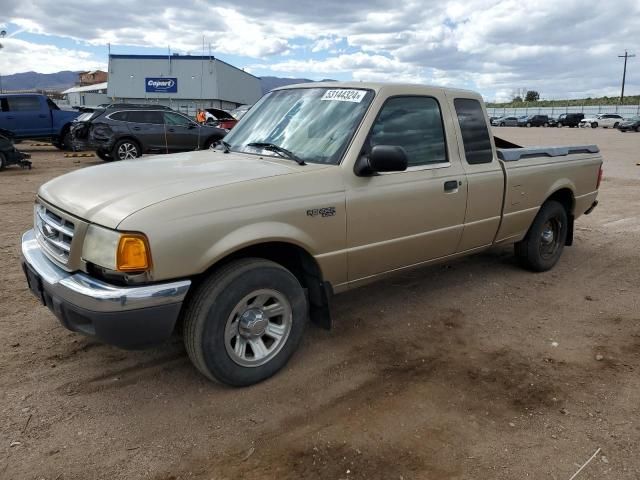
[491,116,519,127]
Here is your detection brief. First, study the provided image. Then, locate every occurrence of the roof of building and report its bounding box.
[108,54,259,80]
[62,82,108,94]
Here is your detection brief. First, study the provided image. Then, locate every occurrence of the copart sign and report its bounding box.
[145,78,178,93]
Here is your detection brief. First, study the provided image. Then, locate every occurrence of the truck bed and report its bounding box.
[494,136,600,162]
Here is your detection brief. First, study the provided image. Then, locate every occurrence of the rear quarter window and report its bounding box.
[453,98,493,165]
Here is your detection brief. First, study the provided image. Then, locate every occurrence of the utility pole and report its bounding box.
[0,30,6,94]
[618,50,635,104]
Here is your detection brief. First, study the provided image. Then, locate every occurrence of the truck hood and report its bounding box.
[38,150,331,228]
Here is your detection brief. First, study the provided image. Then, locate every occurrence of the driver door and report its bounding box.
[346,95,467,281]
[163,111,199,151]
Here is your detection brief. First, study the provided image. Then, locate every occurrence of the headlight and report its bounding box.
[82,224,152,272]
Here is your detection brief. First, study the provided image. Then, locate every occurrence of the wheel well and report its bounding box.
[546,188,575,246]
[195,242,333,328]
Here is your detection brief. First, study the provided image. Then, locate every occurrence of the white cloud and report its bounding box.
[0,38,105,75]
[2,0,640,99]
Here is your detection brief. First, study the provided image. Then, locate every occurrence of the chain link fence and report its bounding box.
[488,103,640,119]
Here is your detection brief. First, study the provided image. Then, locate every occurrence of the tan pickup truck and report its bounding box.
[21,82,602,386]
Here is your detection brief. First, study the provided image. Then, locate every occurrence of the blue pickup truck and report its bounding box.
[0,94,80,150]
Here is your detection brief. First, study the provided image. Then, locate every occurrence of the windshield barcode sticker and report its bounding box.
[321,89,367,103]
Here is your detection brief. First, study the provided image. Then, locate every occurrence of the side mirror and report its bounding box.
[355,145,408,176]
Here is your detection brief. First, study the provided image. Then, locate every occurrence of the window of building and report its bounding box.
[368,96,447,167]
[453,98,493,165]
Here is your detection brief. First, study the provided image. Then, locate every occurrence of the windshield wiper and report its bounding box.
[216,139,231,153]
[246,142,306,165]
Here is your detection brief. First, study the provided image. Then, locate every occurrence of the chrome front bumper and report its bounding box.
[21,229,191,348]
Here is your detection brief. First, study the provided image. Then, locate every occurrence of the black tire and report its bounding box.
[636,126,640,133]
[500,122,505,127]
[204,136,221,150]
[95,149,113,162]
[183,258,308,386]
[515,200,568,272]
[557,122,563,128]
[543,122,548,127]
[112,139,141,160]
[591,122,598,128]
[0,152,6,171]
[614,122,620,128]
[526,122,532,128]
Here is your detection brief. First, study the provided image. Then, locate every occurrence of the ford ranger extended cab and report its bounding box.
[21,83,602,386]
[0,93,80,150]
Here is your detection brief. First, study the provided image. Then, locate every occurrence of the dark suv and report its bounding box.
[71,106,227,161]
[517,115,549,127]
[553,113,584,128]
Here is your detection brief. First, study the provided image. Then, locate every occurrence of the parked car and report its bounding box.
[229,104,252,121]
[22,82,602,386]
[71,106,228,161]
[491,116,519,127]
[0,128,31,170]
[0,94,80,150]
[205,108,238,129]
[553,113,584,128]
[617,116,640,132]
[517,114,550,127]
[579,114,624,129]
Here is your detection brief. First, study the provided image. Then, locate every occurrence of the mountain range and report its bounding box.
[0,71,335,94]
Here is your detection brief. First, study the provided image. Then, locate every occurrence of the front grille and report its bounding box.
[35,203,75,265]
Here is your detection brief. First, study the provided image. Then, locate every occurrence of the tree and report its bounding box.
[525,90,540,102]
[512,96,523,103]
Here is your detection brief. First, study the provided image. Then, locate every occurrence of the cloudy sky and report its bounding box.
[1,0,639,101]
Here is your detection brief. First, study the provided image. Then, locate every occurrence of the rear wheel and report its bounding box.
[636,126,640,133]
[591,122,598,128]
[526,122,532,128]
[0,152,6,171]
[543,122,548,127]
[557,122,563,128]
[112,139,140,160]
[95,149,113,162]
[204,137,221,150]
[515,200,568,272]
[183,258,308,386]
[499,122,505,127]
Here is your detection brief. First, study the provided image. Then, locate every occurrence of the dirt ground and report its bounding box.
[1,127,639,480]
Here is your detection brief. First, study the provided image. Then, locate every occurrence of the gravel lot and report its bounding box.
[1,127,639,479]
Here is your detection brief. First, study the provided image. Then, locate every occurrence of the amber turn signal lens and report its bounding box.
[116,234,151,271]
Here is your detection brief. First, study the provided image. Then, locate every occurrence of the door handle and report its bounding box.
[168,128,176,132]
[132,126,141,131]
[444,180,460,192]
[7,116,15,119]
[38,114,47,118]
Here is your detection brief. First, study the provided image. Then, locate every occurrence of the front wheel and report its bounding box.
[636,126,640,133]
[591,122,598,128]
[557,122,563,128]
[0,152,6,171]
[515,200,568,272]
[112,139,141,160]
[613,122,620,128]
[526,122,532,128]
[183,258,308,386]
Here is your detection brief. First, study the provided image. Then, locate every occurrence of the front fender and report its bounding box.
[198,221,318,272]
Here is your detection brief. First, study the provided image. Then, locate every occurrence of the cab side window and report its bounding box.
[369,96,447,167]
[454,98,493,165]
[7,96,41,112]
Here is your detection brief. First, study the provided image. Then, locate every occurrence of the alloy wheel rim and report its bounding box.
[224,289,292,367]
[118,143,138,160]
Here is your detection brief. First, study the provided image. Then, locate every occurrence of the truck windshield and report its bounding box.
[222,87,374,165]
